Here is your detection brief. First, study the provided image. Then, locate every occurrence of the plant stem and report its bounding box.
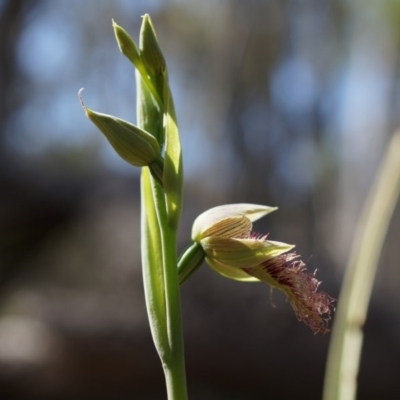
[323,132,400,400]
[178,242,205,284]
[163,354,188,400]
[151,179,187,399]
[134,19,187,395]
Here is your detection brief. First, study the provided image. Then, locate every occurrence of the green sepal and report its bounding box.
[192,204,278,240]
[206,257,260,282]
[200,236,294,268]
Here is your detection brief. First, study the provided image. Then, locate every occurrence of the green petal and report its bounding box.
[192,203,277,240]
[201,236,294,268]
[206,258,260,282]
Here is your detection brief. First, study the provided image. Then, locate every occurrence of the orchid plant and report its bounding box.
[80,14,334,400]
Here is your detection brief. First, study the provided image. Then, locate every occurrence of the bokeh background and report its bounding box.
[1,0,400,399]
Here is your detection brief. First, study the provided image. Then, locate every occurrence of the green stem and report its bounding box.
[163,356,188,400]
[151,179,187,399]
[135,27,186,396]
[178,242,205,285]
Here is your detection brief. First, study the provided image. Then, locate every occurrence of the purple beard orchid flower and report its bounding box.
[191,204,335,334]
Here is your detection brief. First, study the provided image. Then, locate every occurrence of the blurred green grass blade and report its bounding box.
[323,132,400,400]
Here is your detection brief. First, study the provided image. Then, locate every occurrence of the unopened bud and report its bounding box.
[112,20,143,70]
[139,14,166,76]
[79,89,161,167]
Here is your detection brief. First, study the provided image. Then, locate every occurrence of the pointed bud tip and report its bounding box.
[78,88,85,105]
[78,88,89,116]
[139,14,166,76]
[113,21,142,68]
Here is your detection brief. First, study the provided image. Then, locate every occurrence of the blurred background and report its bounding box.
[1,0,400,399]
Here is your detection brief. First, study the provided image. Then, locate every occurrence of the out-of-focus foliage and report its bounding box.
[1,0,399,399]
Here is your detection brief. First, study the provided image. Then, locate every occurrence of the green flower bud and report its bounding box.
[79,89,161,168]
[112,19,143,70]
[113,19,163,110]
[139,14,166,77]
